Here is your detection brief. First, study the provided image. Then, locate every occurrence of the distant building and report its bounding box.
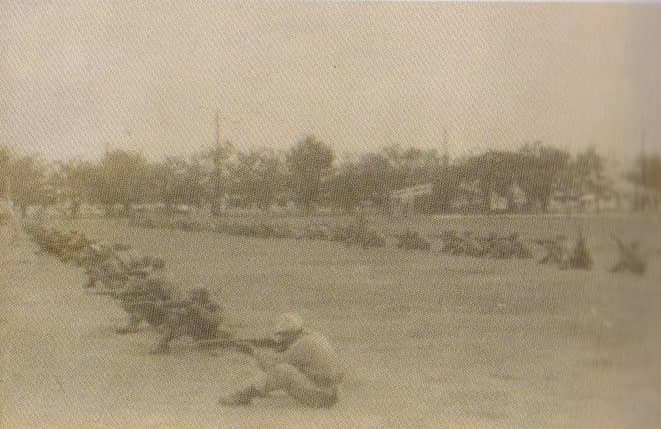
[451,180,483,212]
[390,183,433,216]
[611,181,661,212]
[489,183,528,212]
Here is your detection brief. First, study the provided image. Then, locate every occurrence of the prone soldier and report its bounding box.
[151,287,233,354]
[84,247,164,290]
[568,229,593,270]
[537,234,570,268]
[461,231,484,257]
[440,230,462,255]
[611,238,646,275]
[110,274,179,334]
[508,233,533,259]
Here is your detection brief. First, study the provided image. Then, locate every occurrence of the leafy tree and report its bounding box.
[153,156,207,210]
[517,142,570,212]
[572,146,611,211]
[326,161,363,212]
[8,155,50,216]
[285,136,334,213]
[0,146,12,200]
[51,160,104,218]
[381,144,442,189]
[354,152,397,207]
[230,148,285,210]
[455,151,521,211]
[97,150,151,215]
[626,153,661,210]
[627,153,661,192]
[342,146,442,210]
[431,165,461,213]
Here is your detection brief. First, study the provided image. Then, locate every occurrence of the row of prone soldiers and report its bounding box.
[535,232,648,274]
[22,222,346,408]
[436,227,647,274]
[22,222,233,353]
[438,231,532,259]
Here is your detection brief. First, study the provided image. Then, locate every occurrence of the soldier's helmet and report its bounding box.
[274,312,304,334]
[90,240,112,254]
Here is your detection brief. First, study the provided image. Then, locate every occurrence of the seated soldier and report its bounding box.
[219,312,345,408]
[151,287,232,354]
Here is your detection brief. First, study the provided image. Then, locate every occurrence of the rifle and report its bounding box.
[120,299,192,309]
[195,336,285,353]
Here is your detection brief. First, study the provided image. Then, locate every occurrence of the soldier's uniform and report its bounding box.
[611,240,646,275]
[219,313,344,408]
[508,233,532,259]
[568,232,593,270]
[114,275,178,334]
[539,235,570,268]
[461,232,484,257]
[440,230,460,254]
[59,231,92,264]
[85,248,162,290]
[151,287,232,353]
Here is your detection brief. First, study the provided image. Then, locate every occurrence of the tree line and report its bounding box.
[1,137,659,217]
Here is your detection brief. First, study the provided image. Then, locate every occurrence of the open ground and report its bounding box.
[2,214,661,428]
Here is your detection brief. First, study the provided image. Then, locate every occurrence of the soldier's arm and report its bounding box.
[252,347,289,371]
[187,303,223,325]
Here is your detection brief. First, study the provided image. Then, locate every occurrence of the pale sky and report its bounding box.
[2,2,660,168]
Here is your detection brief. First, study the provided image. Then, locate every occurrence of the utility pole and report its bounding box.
[441,126,450,170]
[5,170,10,205]
[213,110,223,216]
[641,129,647,188]
[194,103,226,216]
[640,129,647,211]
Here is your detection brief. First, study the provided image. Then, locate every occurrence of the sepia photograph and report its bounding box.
[2,1,660,427]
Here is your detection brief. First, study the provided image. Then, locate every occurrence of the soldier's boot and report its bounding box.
[219,373,268,406]
[218,386,258,406]
[219,381,267,406]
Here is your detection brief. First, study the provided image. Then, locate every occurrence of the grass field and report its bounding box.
[2,214,661,428]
